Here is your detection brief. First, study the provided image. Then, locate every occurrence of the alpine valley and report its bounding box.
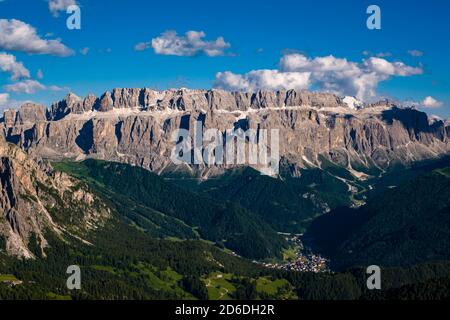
[0,88,449,300]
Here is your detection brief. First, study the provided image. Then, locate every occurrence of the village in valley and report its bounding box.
[258,234,329,273]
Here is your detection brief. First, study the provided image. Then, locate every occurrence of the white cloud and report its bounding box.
[362,57,422,76]
[48,0,77,17]
[215,53,423,101]
[4,79,64,94]
[147,30,231,57]
[422,96,443,108]
[376,52,392,58]
[0,93,9,106]
[79,47,89,55]
[47,84,65,91]
[0,52,30,80]
[0,93,10,112]
[134,42,151,51]
[0,19,74,56]
[215,70,310,92]
[362,51,392,58]
[408,50,424,57]
[4,80,45,94]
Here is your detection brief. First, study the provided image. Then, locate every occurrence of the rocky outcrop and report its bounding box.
[3,109,17,129]
[112,88,141,108]
[15,103,47,125]
[0,135,110,258]
[2,88,450,178]
[49,93,97,120]
[97,92,113,112]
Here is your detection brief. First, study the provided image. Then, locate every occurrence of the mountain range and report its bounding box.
[3,88,450,176]
[0,88,449,300]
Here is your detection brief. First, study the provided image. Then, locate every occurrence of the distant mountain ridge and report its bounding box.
[1,88,450,179]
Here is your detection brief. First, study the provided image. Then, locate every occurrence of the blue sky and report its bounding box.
[0,0,449,117]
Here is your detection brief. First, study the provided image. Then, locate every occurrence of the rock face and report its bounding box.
[2,88,450,177]
[3,109,17,129]
[45,88,347,116]
[0,135,110,258]
[15,103,47,125]
[49,93,97,120]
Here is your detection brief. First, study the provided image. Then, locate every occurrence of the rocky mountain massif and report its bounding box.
[2,88,449,178]
[0,135,110,259]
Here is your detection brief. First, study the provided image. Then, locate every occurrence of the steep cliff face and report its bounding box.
[0,136,110,258]
[2,88,450,177]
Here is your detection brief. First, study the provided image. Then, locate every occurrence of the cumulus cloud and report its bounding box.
[421,96,443,108]
[142,30,231,57]
[215,53,423,101]
[0,93,9,106]
[4,79,63,94]
[0,52,30,80]
[362,57,423,76]
[48,0,77,17]
[0,19,74,56]
[215,70,310,92]
[408,50,424,57]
